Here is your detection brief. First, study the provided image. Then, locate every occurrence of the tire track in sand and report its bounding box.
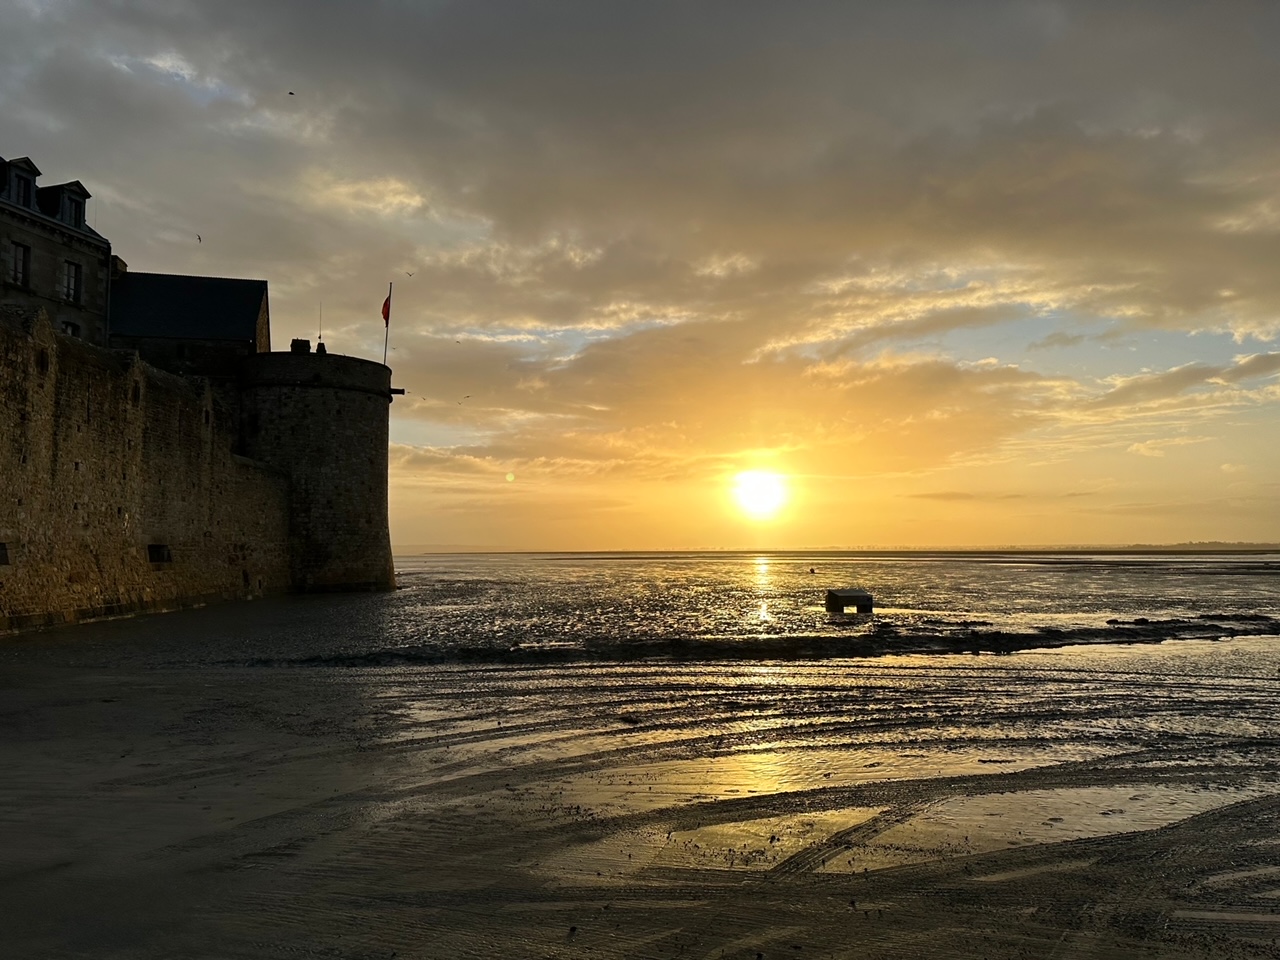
[768,800,935,876]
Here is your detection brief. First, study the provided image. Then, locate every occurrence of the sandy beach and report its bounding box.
[6,598,1280,959]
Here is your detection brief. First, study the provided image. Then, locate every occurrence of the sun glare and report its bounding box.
[732,471,788,519]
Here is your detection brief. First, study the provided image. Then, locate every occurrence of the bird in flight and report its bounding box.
[406,271,414,277]
[288,91,295,96]
[196,234,201,243]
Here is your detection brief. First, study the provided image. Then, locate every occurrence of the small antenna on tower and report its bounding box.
[318,299,323,341]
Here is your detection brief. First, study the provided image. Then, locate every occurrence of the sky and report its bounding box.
[3,0,1279,550]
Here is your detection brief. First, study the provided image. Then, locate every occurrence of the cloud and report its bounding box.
[11,2,1280,338]
[907,491,1026,501]
[1218,352,1280,383]
[1126,436,1211,458]
[1090,353,1280,410]
[6,1,1280,545]
[301,170,428,217]
[1094,364,1221,409]
[1029,331,1087,351]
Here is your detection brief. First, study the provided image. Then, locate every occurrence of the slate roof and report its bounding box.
[1,156,43,178]
[36,180,91,217]
[0,159,107,240]
[110,272,267,341]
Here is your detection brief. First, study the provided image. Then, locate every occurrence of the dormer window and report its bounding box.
[13,175,32,207]
[66,197,84,226]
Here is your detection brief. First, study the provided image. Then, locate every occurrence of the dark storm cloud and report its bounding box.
[10,3,1280,308]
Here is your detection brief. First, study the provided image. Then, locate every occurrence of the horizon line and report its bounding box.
[392,542,1280,555]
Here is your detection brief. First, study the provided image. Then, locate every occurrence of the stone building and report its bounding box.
[0,155,111,345]
[0,156,397,633]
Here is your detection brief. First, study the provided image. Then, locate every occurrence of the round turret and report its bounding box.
[239,348,394,591]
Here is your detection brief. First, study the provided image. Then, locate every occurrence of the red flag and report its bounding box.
[381,295,391,326]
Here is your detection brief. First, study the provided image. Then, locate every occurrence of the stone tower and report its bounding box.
[238,343,395,592]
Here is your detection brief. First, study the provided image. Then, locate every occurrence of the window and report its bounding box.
[10,242,30,287]
[13,176,32,207]
[63,260,82,303]
[147,544,172,564]
[66,197,84,226]
[0,543,9,565]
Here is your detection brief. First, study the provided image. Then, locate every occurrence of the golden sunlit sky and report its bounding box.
[6,2,1279,550]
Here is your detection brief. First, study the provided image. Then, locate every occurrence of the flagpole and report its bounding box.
[383,281,392,365]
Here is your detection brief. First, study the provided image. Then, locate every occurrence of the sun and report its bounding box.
[731,471,788,519]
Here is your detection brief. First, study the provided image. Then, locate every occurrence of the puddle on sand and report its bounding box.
[545,743,1113,820]
[536,808,885,884]
[653,808,885,871]
[820,782,1280,874]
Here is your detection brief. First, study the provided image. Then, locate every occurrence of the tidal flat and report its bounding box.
[5,554,1280,958]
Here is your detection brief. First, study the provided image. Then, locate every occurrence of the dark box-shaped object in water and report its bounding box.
[825,588,873,614]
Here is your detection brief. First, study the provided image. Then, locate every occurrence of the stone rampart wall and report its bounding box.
[239,351,394,591]
[0,306,291,631]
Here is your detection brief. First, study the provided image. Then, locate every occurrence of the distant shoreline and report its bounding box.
[395,545,1280,557]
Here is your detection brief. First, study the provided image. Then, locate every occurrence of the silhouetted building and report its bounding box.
[109,268,270,378]
[0,155,398,634]
[0,155,111,344]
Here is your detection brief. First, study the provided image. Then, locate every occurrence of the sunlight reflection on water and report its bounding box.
[379,552,1280,658]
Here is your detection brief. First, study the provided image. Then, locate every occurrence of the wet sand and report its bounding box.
[6,638,1280,958]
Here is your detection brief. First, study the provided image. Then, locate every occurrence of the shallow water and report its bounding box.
[9,551,1278,667]
[383,551,1280,659]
